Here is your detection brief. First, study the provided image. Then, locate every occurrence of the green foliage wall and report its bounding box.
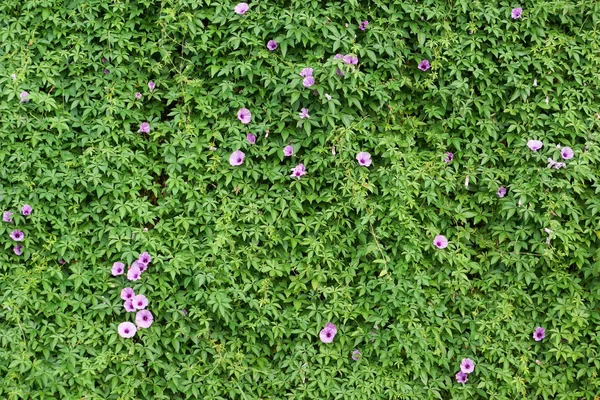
[1,0,600,398]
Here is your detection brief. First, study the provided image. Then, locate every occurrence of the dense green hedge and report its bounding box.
[1,0,600,398]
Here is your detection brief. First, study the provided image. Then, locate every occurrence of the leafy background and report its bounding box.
[1,0,600,398]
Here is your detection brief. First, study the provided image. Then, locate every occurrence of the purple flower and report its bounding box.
[433,235,448,249]
[497,186,507,198]
[533,326,545,341]
[246,133,256,144]
[102,57,108,64]
[121,287,135,301]
[118,322,137,338]
[138,252,152,266]
[456,372,468,384]
[135,92,142,100]
[560,146,574,160]
[511,7,523,19]
[319,322,337,343]
[21,204,32,215]
[127,265,141,281]
[10,230,24,242]
[336,68,344,77]
[418,60,431,71]
[124,299,136,312]
[3,211,13,223]
[132,260,147,273]
[132,294,148,310]
[283,145,294,157]
[527,140,543,151]
[460,358,475,374]
[356,152,372,167]
[359,20,369,31]
[291,164,306,179]
[342,55,358,65]
[267,40,278,51]
[300,68,313,77]
[59,259,66,265]
[237,108,252,124]
[302,76,315,87]
[104,69,110,75]
[138,122,150,133]
[20,91,30,103]
[229,150,245,166]
[111,262,125,276]
[13,245,23,256]
[352,350,361,360]
[299,108,309,119]
[234,2,249,14]
[136,310,154,328]
[444,152,454,163]
[148,81,155,91]
[333,54,343,60]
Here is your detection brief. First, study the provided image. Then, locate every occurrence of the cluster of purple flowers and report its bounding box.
[528,140,576,170]
[114,252,155,338]
[3,204,33,255]
[455,358,475,383]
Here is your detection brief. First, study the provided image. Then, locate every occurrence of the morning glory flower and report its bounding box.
[267,40,277,51]
[3,211,13,223]
[135,92,142,100]
[359,20,369,30]
[246,133,256,144]
[111,262,125,276]
[136,310,154,328]
[319,322,337,343]
[21,204,32,215]
[352,350,361,360]
[533,326,545,341]
[342,55,358,65]
[148,81,155,91]
[234,2,249,14]
[497,187,507,198]
[121,287,135,301]
[10,230,24,241]
[433,235,448,249]
[299,108,309,119]
[127,265,141,281]
[444,152,454,163]
[124,299,136,312]
[302,76,315,87]
[237,108,252,124]
[118,322,137,338]
[511,7,523,19]
[356,152,372,167]
[138,122,150,133]
[132,294,148,310]
[560,147,574,160]
[300,68,313,77]
[290,164,306,179]
[20,91,30,102]
[460,358,475,374]
[455,372,468,383]
[13,245,23,256]
[283,145,294,157]
[229,150,245,166]
[418,60,430,71]
[138,252,151,266]
[527,140,543,151]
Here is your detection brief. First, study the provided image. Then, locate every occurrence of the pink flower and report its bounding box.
[455,372,468,383]
[359,20,369,30]
[13,245,23,256]
[497,186,507,198]
[356,152,372,167]
[132,294,148,310]
[148,81,155,91]
[229,150,245,166]
[418,60,430,71]
[237,108,252,124]
[291,164,306,179]
[511,7,523,19]
[124,299,136,312]
[20,91,30,103]
[333,54,343,60]
[138,122,150,133]
[3,211,13,223]
[136,310,154,328]
[319,322,337,343]
[120,287,135,301]
[10,230,24,241]
[342,55,358,65]
[111,262,125,276]
[352,350,361,360]
[460,358,475,374]
[560,146,574,160]
[527,140,543,151]
[135,92,142,100]
[302,76,315,87]
[267,40,277,51]
[21,204,32,215]
[127,265,141,281]
[433,235,448,249]
[118,322,137,338]
[138,252,152,266]
[246,133,256,144]
[132,260,146,273]
[283,145,294,157]
[300,68,313,77]
[234,2,249,14]
[444,152,454,163]
[299,108,309,119]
